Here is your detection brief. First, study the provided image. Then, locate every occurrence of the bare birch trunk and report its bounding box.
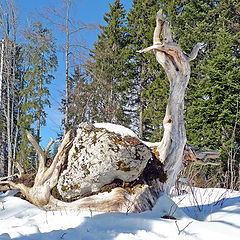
[0,39,4,105]
[6,40,13,176]
[64,1,71,136]
[0,0,21,177]
[0,131,6,177]
[0,40,5,178]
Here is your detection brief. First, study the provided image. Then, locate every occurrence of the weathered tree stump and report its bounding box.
[137,9,205,193]
[0,9,205,212]
[0,123,166,212]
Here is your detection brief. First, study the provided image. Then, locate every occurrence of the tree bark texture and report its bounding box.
[138,9,204,192]
[0,39,4,105]
[0,1,19,176]
[64,0,71,136]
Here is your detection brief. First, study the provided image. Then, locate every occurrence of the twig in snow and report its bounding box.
[1,201,5,210]
[60,233,67,239]
[45,210,48,224]
[88,206,93,218]
[175,220,193,235]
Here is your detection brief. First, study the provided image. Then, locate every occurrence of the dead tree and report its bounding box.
[0,9,205,211]
[137,9,205,192]
[0,131,73,207]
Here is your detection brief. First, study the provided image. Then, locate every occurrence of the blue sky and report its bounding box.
[14,0,132,148]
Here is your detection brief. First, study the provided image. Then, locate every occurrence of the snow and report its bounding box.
[94,122,161,147]
[94,123,139,138]
[1,187,240,239]
[1,124,240,239]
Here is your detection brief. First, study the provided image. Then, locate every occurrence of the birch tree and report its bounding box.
[0,0,21,176]
[41,0,91,136]
[0,40,5,177]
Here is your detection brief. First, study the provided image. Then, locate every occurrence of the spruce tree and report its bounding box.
[18,22,57,169]
[88,0,130,125]
[68,66,91,128]
[23,22,57,140]
[186,0,240,188]
[164,0,240,188]
[126,0,170,140]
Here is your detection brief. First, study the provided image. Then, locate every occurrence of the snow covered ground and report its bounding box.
[0,186,240,240]
[1,124,239,239]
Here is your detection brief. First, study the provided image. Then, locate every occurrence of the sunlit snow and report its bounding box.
[1,187,240,239]
[1,124,240,239]
[94,122,160,147]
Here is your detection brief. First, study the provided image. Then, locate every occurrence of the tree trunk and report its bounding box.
[0,0,22,177]
[0,39,4,105]
[0,39,5,178]
[64,1,71,136]
[138,9,204,193]
[6,39,13,176]
[0,131,6,177]
[36,53,44,168]
[0,8,204,212]
[139,65,145,139]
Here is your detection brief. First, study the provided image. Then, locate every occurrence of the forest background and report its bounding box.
[0,0,239,190]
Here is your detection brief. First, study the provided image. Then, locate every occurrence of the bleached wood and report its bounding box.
[0,39,4,105]
[26,130,46,170]
[44,137,54,155]
[0,8,204,212]
[42,180,163,213]
[138,9,203,193]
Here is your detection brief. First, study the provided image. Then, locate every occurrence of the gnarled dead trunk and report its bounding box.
[0,9,205,212]
[137,9,204,193]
